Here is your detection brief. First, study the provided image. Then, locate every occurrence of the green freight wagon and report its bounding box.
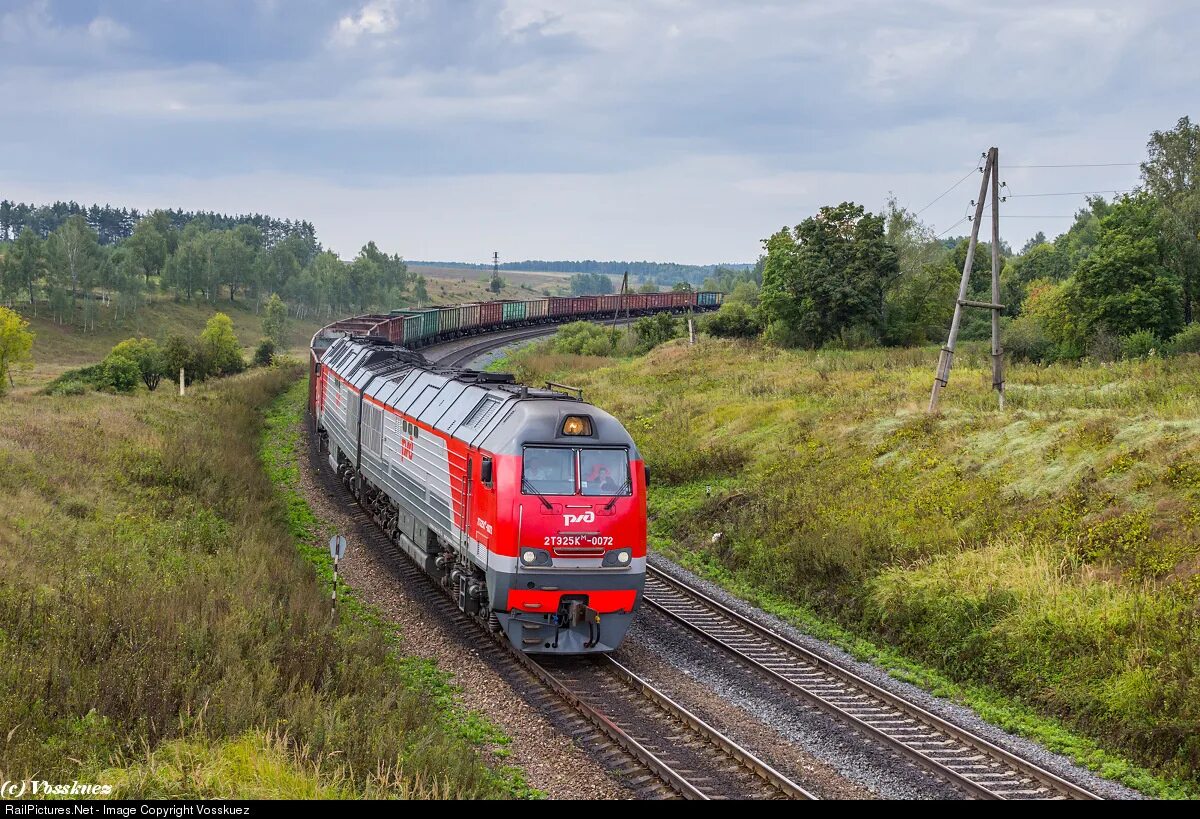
[501,300,526,323]
[439,305,462,335]
[403,313,424,346]
[414,308,440,340]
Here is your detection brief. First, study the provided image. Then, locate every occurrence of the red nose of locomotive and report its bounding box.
[490,443,647,653]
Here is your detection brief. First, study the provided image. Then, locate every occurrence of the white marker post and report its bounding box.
[329,534,348,615]
[179,367,186,397]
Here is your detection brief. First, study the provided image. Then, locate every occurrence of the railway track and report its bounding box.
[432,325,565,368]
[523,653,814,799]
[642,565,1101,801]
[429,317,634,369]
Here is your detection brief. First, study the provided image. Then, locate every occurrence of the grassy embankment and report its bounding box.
[10,299,328,392]
[498,337,1200,798]
[0,365,531,798]
[10,275,566,392]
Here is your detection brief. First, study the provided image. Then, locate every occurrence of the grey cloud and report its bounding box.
[0,0,1193,259]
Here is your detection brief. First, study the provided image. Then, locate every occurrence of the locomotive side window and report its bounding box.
[523,447,575,495]
[580,450,631,496]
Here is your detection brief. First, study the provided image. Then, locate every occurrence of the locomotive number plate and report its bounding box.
[544,535,614,547]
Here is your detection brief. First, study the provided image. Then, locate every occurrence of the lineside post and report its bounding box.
[329,534,347,615]
[989,149,1005,409]
[929,147,1000,414]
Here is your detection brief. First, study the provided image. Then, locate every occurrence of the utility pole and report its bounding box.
[611,270,630,347]
[928,147,1005,413]
[490,251,501,294]
[989,149,1005,409]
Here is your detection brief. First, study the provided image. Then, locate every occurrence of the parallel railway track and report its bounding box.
[643,566,1101,800]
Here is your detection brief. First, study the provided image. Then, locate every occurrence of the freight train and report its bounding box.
[308,291,722,653]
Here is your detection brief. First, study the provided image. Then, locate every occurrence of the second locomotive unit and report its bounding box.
[315,335,648,653]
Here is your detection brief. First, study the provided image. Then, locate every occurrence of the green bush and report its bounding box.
[50,379,90,396]
[254,339,276,367]
[824,324,879,350]
[1004,315,1055,363]
[703,302,762,338]
[551,322,616,356]
[200,313,246,377]
[162,334,207,385]
[631,312,682,353]
[43,363,106,394]
[1166,322,1200,355]
[1120,329,1160,360]
[110,337,166,391]
[101,354,141,393]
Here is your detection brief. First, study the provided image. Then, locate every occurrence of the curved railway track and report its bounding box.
[642,566,1101,800]
[429,317,633,369]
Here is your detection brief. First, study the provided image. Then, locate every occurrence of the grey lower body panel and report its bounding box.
[498,610,636,653]
[489,566,644,654]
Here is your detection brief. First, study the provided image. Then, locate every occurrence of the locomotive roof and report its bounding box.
[321,335,639,458]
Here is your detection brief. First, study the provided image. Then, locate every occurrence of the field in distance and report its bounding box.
[411,263,606,303]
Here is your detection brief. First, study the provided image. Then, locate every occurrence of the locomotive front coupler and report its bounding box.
[557,596,598,629]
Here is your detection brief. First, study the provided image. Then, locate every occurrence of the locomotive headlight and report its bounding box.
[561,415,593,436]
[602,548,633,567]
[521,548,552,567]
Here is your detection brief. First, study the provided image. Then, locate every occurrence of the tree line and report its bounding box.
[704,116,1200,362]
[416,258,753,287]
[0,200,317,249]
[0,207,429,330]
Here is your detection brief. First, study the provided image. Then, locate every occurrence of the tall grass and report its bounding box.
[0,368,516,798]
[509,337,1200,793]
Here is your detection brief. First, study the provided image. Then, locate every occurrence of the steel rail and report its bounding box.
[643,566,1101,801]
[598,654,815,800]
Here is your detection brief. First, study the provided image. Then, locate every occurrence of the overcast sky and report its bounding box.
[1,1,1194,264]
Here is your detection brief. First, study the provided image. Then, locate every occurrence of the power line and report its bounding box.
[1005,189,1130,198]
[1004,162,1139,169]
[935,216,970,237]
[914,159,985,217]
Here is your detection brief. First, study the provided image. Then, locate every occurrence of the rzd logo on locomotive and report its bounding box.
[562,511,596,526]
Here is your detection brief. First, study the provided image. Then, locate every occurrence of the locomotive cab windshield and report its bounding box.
[523,446,631,496]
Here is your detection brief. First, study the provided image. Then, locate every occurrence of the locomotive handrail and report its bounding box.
[544,381,583,400]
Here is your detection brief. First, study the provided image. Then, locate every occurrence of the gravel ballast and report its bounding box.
[645,555,1145,800]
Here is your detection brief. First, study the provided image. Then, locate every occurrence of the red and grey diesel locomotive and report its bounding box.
[309,292,721,653]
[315,336,647,653]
